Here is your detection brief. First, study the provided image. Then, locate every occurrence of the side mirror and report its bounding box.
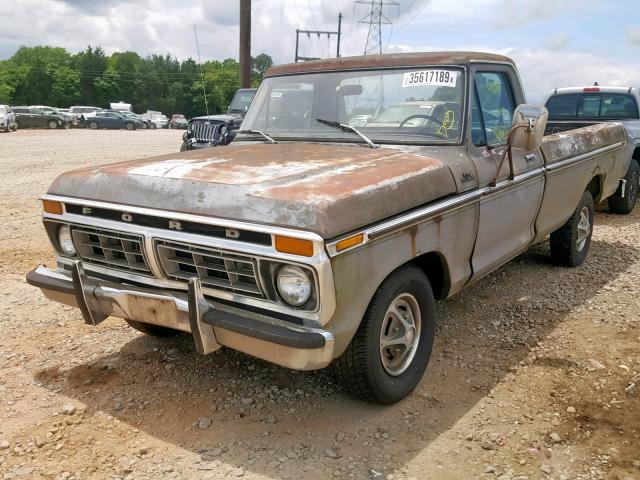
[490,104,548,186]
[509,104,548,151]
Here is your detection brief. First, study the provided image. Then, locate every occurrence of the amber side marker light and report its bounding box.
[43,200,63,215]
[274,235,314,257]
[335,233,364,252]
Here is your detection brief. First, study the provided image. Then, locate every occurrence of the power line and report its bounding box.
[355,0,399,55]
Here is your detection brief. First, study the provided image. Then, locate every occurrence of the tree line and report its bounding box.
[0,46,273,117]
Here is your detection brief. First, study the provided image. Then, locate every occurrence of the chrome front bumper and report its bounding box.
[27,262,335,370]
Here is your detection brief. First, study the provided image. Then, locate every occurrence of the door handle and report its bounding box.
[525,153,538,162]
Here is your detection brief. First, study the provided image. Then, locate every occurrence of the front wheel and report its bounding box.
[48,120,58,129]
[150,123,157,130]
[124,122,135,130]
[550,190,594,267]
[334,265,436,404]
[125,320,182,337]
[608,160,639,214]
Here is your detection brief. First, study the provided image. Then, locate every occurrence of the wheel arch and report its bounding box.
[585,174,605,203]
[410,250,450,300]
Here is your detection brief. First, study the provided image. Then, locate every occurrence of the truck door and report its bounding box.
[468,70,545,282]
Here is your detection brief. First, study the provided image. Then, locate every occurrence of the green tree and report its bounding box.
[49,66,80,106]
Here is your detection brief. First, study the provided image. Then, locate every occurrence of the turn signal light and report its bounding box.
[335,233,364,252]
[274,235,314,257]
[43,200,63,215]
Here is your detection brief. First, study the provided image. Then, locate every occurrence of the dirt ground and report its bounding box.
[0,129,638,480]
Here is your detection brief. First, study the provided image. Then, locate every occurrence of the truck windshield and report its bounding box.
[546,93,639,120]
[242,67,465,144]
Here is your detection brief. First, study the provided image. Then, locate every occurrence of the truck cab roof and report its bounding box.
[266,51,515,77]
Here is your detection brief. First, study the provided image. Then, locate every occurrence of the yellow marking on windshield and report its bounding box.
[436,110,455,139]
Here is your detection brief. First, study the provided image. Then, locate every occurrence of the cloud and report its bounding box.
[387,43,640,102]
[543,33,570,51]
[627,25,640,45]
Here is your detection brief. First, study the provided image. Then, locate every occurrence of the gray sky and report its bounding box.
[2,0,639,101]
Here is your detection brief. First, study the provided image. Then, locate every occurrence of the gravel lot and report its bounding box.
[0,129,639,480]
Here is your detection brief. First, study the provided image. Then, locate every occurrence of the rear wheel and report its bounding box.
[13,121,19,131]
[88,121,98,130]
[550,190,594,267]
[608,160,639,214]
[334,265,436,404]
[150,123,157,130]
[48,120,58,129]
[125,320,181,337]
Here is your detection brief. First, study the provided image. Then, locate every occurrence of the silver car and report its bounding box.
[0,105,17,132]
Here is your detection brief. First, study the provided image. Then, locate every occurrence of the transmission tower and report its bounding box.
[356,0,399,55]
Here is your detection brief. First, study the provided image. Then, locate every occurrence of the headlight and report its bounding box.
[58,225,76,256]
[276,265,312,307]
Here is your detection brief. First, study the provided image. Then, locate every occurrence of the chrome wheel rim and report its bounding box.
[379,293,421,376]
[576,206,591,252]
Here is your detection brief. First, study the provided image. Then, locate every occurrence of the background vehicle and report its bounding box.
[179,88,257,150]
[12,106,65,129]
[106,110,152,129]
[171,118,189,129]
[0,104,17,132]
[84,111,144,130]
[110,102,132,112]
[69,106,101,124]
[169,114,186,128]
[31,105,73,128]
[27,52,630,404]
[545,85,640,213]
[151,114,168,129]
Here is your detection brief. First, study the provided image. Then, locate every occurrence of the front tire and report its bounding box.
[125,122,135,131]
[550,190,594,267]
[48,120,58,129]
[334,265,436,404]
[125,320,181,337]
[608,160,639,214]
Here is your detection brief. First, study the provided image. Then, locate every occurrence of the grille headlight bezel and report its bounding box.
[275,265,313,307]
[57,225,76,256]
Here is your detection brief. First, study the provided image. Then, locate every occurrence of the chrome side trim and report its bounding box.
[327,168,544,255]
[545,141,626,174]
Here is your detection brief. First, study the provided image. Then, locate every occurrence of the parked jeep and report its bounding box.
[544,85,640,213]
[28,52,631,403]
[180,88,256,150]
[0,105,17,132]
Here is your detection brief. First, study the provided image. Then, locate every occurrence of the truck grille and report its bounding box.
[190,121,220,142]
[71,226,150,275]
[155,240,263,298]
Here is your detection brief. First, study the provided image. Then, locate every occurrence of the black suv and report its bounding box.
[180,88,256,151]
[12,107,65,129]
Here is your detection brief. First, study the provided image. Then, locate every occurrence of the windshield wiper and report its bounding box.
[238,129,278,144]
[316,118,379,149]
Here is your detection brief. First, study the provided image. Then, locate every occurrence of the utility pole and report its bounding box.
[355,0,398,55]
[294,12,342,62]
[239,0,251,88]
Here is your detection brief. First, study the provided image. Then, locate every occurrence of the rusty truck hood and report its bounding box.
[48,143,456,239]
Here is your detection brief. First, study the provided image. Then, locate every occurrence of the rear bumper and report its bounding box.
[27,263,335,370]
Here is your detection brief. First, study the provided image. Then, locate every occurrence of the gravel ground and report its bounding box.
[0,129,638,480]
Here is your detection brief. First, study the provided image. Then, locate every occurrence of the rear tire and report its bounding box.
[150,123,157,130]
[125,320,181,337]
[608,160,639,214]
[88,121,98,130]
[550,190,594,267]
[334,265,436,404]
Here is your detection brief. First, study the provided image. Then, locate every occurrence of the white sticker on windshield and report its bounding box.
[402,70,458,88]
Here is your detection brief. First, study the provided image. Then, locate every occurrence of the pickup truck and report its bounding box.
[545,85,640,213]
[27,52,630,404]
